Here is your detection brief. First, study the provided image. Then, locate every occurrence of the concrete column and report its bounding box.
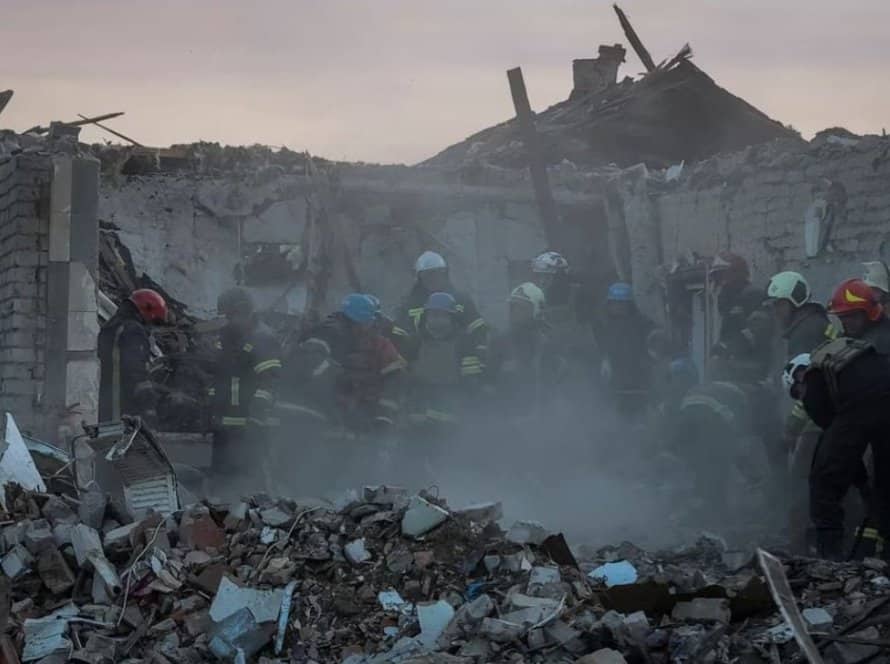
[619,165,666,325]
[47,155,100,440]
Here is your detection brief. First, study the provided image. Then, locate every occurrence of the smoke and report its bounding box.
[257,386,710,552]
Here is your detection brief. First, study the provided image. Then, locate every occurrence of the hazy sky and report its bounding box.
[2,1,888,164]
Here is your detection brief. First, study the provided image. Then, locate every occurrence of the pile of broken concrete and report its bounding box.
[2,482,890,663]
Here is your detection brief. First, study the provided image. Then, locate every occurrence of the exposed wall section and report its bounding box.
[0,152,52,437]
[47,155,100,440]
[618,134,890,302]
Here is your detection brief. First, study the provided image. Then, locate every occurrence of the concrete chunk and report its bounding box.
[1,544,33,579]
[506,520,549,545]
[344,538,371,565]
[209,576,284,624]
[802,607,833,632]
[671,598,731,625]
[575,648,628,664]
[37,549,75,595]
[478,617,523,643]
[401,496,449,538]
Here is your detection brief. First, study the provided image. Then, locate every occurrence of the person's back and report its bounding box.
[98,290,167,422]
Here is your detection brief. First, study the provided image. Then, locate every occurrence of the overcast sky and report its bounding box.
[2,1,888,164]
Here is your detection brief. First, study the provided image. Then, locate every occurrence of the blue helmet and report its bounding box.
[607,282,634,302]
[340,293,377,324]
[363,294,382,314]
[669,356,699,387]
[424,292,458,314]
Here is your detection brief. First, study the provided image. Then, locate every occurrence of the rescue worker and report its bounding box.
[531,251,571,308]
[405,292,485,428]
[710,252,770,363]
[671,356,765,526]
[766,270,840,550]
[490,283,557,408]
[98,289,168,423]
[782,353,823,553]
[302,293,406,432]
[395,251,487,352]
[208,287,282,482]
[830,278,890,354]
[796,314,890,560]
[766,271,838,357]
[593,282,655,415]
[863,260,890,313]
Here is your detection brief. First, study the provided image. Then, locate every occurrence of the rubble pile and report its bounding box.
[2,481,890,663]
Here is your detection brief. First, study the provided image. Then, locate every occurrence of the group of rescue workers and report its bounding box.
[96,246,890,561]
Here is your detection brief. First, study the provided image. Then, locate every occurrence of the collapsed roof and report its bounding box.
[425,45,798,172]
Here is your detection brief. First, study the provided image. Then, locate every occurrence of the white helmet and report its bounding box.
[531,251,569,274]
[767,271,810,308]
[415,251,447,273]
[863,261,890,294]
[782,353,811,392]
[509,282,545,318]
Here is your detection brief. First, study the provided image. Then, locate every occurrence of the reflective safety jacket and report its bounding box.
[393,281,487,356]
[300,314,406,427]
[208,323,282,429]
[98,300,156,422]
[404,320,489,423]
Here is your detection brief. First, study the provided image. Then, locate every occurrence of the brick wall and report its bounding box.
[0,153,52,435]
[619,135,890,305]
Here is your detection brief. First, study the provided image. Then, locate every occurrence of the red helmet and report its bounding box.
[130,289,168,324]
[828,278,883,321]
[710,251,750,284]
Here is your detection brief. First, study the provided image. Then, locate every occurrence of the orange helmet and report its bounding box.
[828,278,883,321]
[130,289,168,324]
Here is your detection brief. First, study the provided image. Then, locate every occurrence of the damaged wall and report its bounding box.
[618,134,890,309]
[0,152,51,436]
[99,164,608,331]
[0,148,99,440]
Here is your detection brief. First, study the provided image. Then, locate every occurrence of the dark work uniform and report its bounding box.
[593,309,655,413]
[394,281,487,363]
[784,303,837,358]
[208,323,282,476]
[862,318,890,355]
[716,282,764,352]
[803,338,890,559]
[98,300,155,422]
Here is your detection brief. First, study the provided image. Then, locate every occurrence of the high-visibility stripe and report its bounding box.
[475,345,487,352]
[313,359,331,377]
[254,359,282,374]
[381,359,407,375]
[466,318,486,334]
[461,365,484,376]
[374,416,395,426]
[230,377,240,406]
[392,326,410,337]
[243,343,254,352]
[214,340,223,350]
[790,403,808,420]
[409,308,424,330]
[276,402,328,421]
[254,389,274,402]
[426,408,455,423]
[303,337,331,355]
[221,416,247,427]
[857,527,885,545]
[379,398,400,412]
[825,324,839,340]
[207,387,216,396]
[681,394,735,424]
[461,356,481,366]
[248,416,279,427]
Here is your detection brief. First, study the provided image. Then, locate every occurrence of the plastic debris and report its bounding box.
[589,560,639,587]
